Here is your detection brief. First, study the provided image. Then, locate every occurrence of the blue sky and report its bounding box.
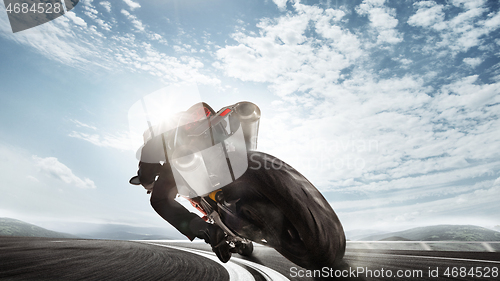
[0,0,499,235]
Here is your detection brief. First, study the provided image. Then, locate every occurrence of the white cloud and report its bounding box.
[272,0,288,10]
[33,156,96,189]
[482,10,500,29]
[392,56,413,68]
[81,0,94,6]
[494,177,500,186]
[100,1,112,12]
[0,0,219,85]
[82,0,100,19]
[436,75,500,109]
[217,3,361,96]
[69,131,135,151]
[463,57,482,68]
[407,0,500,56]
[0,9,94,66]
[68,118,138,151]
[65,11,88,27]
[71,119,97,130]
[95,18,112,30]
[123,0,141,11]
[407,1,445,29]
[0,142,161,228]
[356,0,403,44]
[121,9,145,32]
[259,73,500,193]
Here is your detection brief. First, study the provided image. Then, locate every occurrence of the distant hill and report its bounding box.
[361,225,500,241]
[345,229,390,241]
[77,227,183,240]
[0,218,184,240]
[0,218,76,238]
[379,236,413,241]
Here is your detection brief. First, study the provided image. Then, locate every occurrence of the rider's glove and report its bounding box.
[129,162,162,193]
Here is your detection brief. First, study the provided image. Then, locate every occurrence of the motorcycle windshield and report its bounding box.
[128,84,248,198]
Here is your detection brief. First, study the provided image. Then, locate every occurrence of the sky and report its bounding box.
[0,0,499,236]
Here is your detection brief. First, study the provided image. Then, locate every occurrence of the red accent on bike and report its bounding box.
[187,198,208,217]
[204,107,212,117]
[220,108,231,116]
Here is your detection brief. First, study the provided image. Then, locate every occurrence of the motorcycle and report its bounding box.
[129,85,346,270]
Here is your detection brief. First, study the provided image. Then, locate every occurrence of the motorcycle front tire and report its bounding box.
[236,151,346,270]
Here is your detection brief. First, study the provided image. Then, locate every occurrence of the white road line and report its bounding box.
[419,242,432,251]
[141,242,290,281]
[482,242,495,252]
[143,242,255,281]
[230,255,290,281]
[353,252,500,264]
[170,246,290,281]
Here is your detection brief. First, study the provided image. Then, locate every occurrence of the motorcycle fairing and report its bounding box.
[170,105,249,198]
[129,85,260,198]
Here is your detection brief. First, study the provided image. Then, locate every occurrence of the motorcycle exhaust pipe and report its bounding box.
[234,102,261,151]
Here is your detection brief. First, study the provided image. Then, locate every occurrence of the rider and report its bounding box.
[129,102,232,263]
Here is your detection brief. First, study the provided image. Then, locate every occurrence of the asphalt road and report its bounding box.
[1,237,499,280]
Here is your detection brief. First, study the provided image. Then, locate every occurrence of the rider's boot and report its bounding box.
[191,220,231,263]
